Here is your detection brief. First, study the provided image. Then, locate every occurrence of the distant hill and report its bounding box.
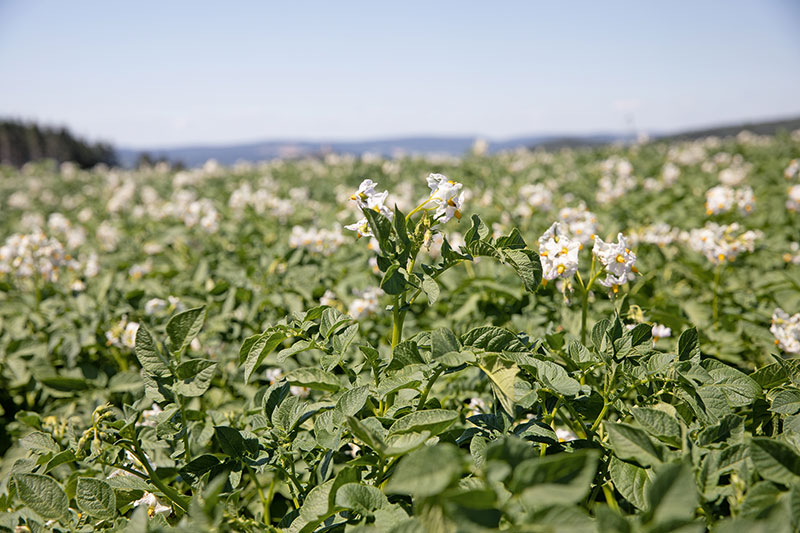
[654,116,800,142]
[117,133,634,168]
[0,119,117,168]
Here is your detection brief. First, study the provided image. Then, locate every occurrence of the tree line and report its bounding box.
[0,119,117,168]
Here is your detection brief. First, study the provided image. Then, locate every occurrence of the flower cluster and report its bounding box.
[0,232,69,282]
[345,179,393,237]
[705,185,755,216]
[787,184,800,212]
[422,173,465,223]
[771,308,800,353]
[516,183,553,216]
[558,204,597,246]
[348,287,383,319]
[628,223,680,247]
[687,222,761,264]
[106,318,139,349]
[538,223,580,281]
[289,225,346,256]
[593,233,637,292]
[785,159,799,180]
[596,156,636,204]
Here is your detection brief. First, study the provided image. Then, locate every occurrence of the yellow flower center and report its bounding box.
[556,264,565,274]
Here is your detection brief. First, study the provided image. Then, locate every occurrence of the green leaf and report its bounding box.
[166,305,206,354]
[320,307,350,338]
[512,451,599,509]
[347,417,386,453]
[215,426,257,457]
[335,385,370,418]
[180,454,221,485]
[629,324,653,347]
[12,473,69,521]
[135,326,171,378]
[388,409,458,437]
[464,214,489,243]
[606,422,666,467]
[385,443,463,497]
[334,483,388,515]
[631,407,682,447]
[76,478,116,520]
[242,330,287,384]
[609,457,652,511]
[523,358,581,397]
[750,437,800,484]
[645,462,698,525]
[479,355,518,415]
[503,248,542,293]
[20,431,59,454]
[173,359,217,397]
[677,328,700,361]
[706,361,761,406]
[362,208,394,253]
[380,264,406,295]
[430,327,460,359]
[286,367,341,392]
[421,276,440,305]
[462,326,527,352]
[771,389,800,415]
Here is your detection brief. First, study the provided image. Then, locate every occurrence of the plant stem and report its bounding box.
[391,297,405,350]
[179,397,191,462]
[126,441,190,512]
[712,263,722,326]
[416,367,444,410]
[246,464,270,523]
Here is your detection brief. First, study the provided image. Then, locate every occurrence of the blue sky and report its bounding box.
[1,1,799,148]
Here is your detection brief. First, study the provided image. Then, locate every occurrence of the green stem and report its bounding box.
[712,263,722,326]
[126,441,190,512]
[246,464,270,523]
[391,297,405,350]
[602,483,620,513]
[179,397,191,462]
[416,367,444,410]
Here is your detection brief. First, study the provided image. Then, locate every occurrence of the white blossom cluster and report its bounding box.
[0,232,69,282]
[787,185,800,212]
[686,222,762,264]
[627,223,680,247]
[144,296,182,315]
[785,159,799,180]
[596,156,636,204]
[538,222,580,281]
[705,185,755,216]
[771,308,800,354]
[289,225,346,256]
[348,287,383,319]
[593,233,637,292]
[421,173,465,223]
[783,242,800,265]
[345,179,393,238]
[558,204,598,246]
[516,183,553,216]
[106,318,139,349]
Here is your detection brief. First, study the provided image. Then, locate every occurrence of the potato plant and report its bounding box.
[1,133,800,531]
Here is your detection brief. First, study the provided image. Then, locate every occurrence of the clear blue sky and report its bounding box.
[1,1,799,148]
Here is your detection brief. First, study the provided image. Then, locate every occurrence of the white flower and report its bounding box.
[122,322,139,349]
[555,428,578,442]
[133,491,171,518]
[705,185,735,215]
[144,298,168,315]
[735,186,755,215]
[785,159,799,180]
[348,287,383,319]
[70,279,86,292]
[289,225,346,255]
[265,368,283,384]
[138,403,163,427]
[538,223,580,281]
[290,386,310,398]
[771,308,800,354]
[686,222,762,264]
[424,173,464,223]
[350,179,379,205]
[345,443,361,458]
[787,184,800,212]
[651,324,672,340]
[593,233,637,293]
[320,290,337,307]
[467,397,487,414]
[559,204,597,246]
[0,232,67,283]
